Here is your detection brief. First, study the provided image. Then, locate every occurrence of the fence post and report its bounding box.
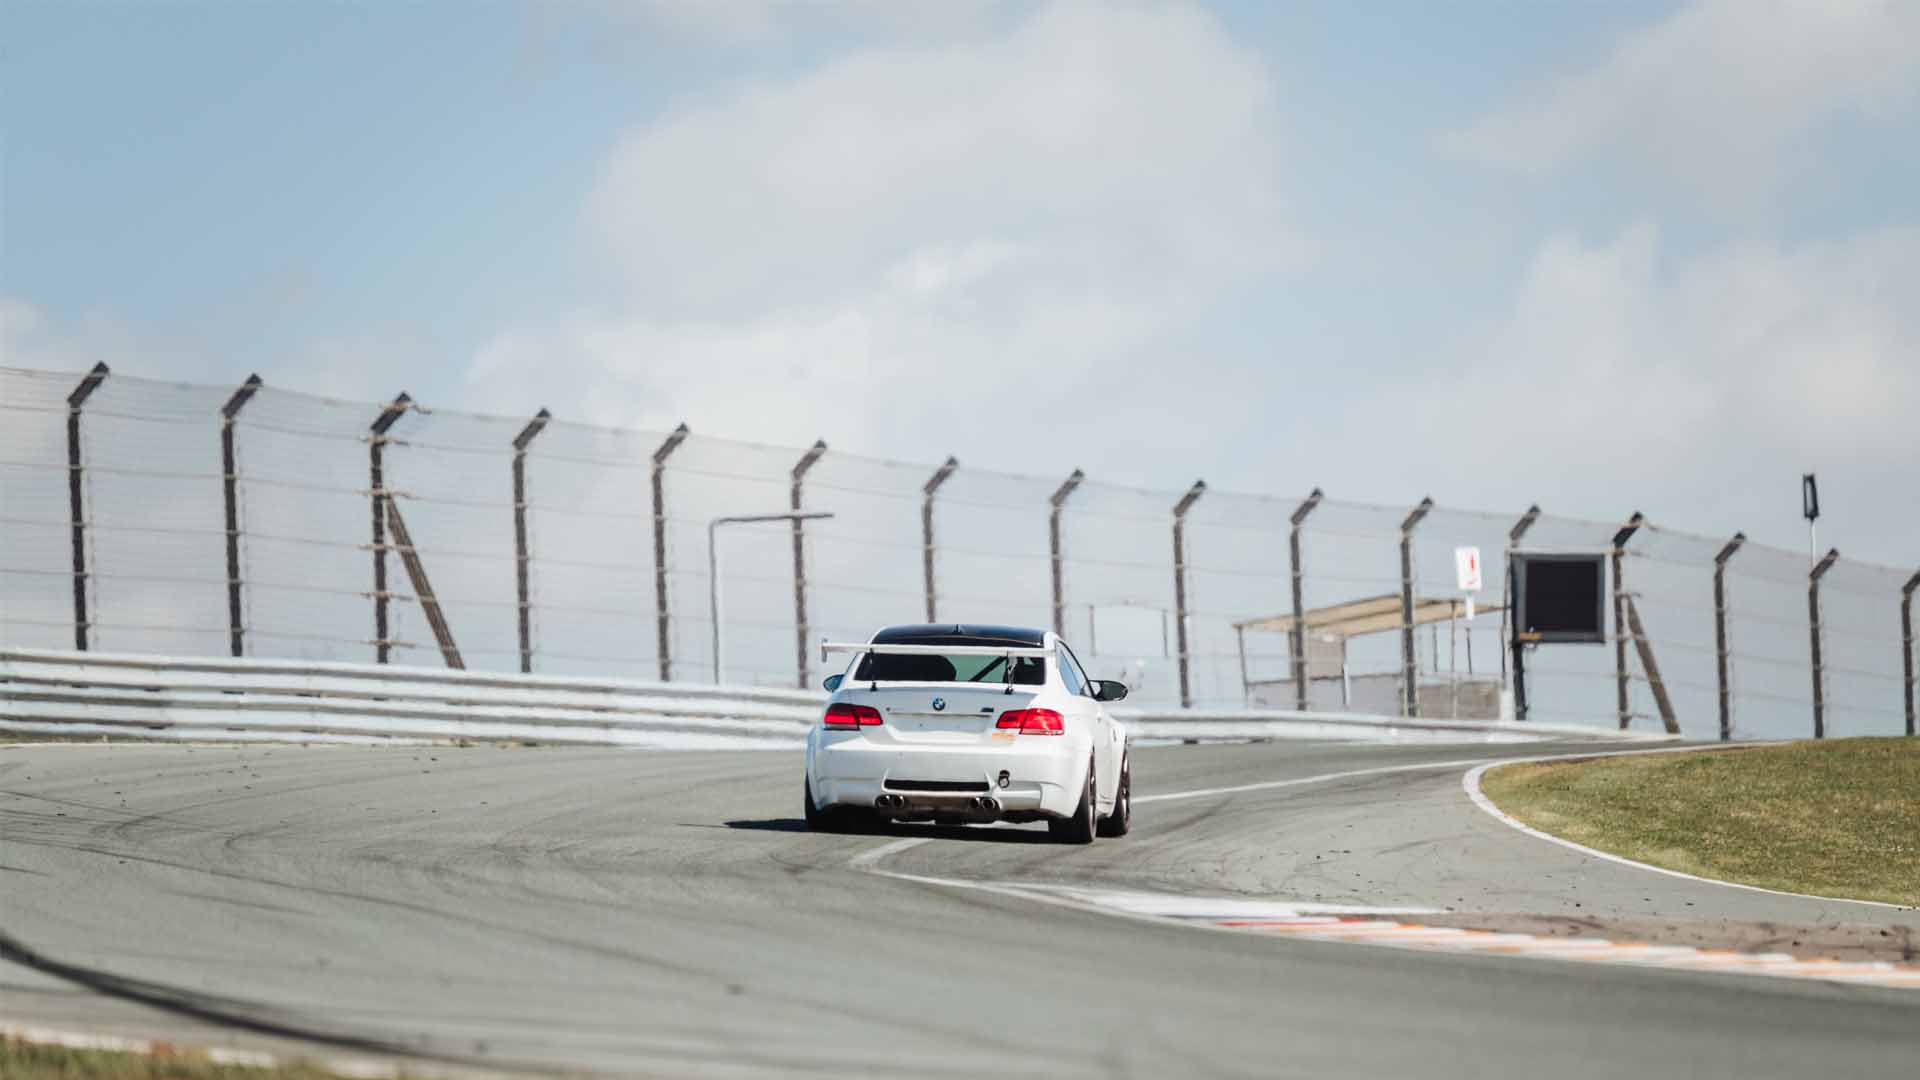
[511,409,552,674]
[922,456,958,622]
[1503,505,1541,719]
[1288,488,1324,711]
[651,423,690,681]
[1903,570,1918,737]
[368,393,411,664]
[219,374,263,658]
[1611,512,1645,729]
[64,363,110,651]
[1048,469,1085,638]
[1398,497,1433,717]
[1172,480,1207,708]
[791,439,828,689]
[1808,548,1840,738]
[1712,532,1746,741]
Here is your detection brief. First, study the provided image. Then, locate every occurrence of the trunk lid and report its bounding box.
[841,683,1036,745]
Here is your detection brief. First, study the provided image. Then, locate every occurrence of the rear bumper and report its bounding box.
[810,737,1085,819]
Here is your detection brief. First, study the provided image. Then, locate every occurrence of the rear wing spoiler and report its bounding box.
[819,640,1050,663]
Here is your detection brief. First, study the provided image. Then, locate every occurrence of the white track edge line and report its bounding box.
[1462,749,1919,913]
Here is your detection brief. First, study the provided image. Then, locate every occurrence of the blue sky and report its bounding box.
[4,0,1917,564]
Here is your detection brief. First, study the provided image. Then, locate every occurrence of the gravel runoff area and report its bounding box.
[1478,737,1920,909]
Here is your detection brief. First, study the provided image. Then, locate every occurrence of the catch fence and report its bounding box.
[1,364,1913,741]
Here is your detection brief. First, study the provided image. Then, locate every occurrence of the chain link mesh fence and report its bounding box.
[3,365,1914,740]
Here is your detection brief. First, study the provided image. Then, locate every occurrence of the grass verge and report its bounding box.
[1479,738,1920,907]
[0,1036,374,1079]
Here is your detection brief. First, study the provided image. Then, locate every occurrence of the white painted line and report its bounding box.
[845,835,929,870]
[1135,756,1502,804]
[1461,752,1919,913]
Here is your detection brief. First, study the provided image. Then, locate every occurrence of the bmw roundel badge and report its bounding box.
[931,697,946,711]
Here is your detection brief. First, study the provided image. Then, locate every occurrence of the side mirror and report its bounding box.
[1092,679,1128,702]
[823,673,844,691]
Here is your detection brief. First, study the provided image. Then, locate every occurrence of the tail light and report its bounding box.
[995,708,1064,735]
[823,703,883,729]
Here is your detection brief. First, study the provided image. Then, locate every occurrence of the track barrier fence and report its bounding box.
[2,365,1914,742]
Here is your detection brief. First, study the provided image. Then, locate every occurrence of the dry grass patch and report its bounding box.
[1480,738,1920,907]
[0,1037,374,1079]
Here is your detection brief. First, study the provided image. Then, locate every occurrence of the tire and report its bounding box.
[805,778,879,834]
[1097,754,1131,838]
[803,777,828,830]
[1049,757,1098,844]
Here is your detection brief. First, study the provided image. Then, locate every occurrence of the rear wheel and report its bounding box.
[805,778,879,834]
[1097,754,1131,838]
[1049,757,1098,844]
[803,777,827,830]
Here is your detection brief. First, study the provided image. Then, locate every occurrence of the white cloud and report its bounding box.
[1440,0,1920,214]
[1403,223,1920,561]
[466,0,1300,458]
[603,0,1011,44]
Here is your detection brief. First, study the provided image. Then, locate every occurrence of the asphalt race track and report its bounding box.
[3,738,1916,1077]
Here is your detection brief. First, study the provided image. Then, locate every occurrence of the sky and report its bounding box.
[3,0,1917,566]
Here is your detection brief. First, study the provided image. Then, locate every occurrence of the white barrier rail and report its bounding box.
[1,650,1670,748]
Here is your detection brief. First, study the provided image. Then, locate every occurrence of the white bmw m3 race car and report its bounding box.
[804,624,1131,843]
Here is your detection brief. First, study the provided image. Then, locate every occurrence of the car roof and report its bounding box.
[871,623,1048,648]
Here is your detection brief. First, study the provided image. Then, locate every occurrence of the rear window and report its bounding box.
[852,651,1045,684]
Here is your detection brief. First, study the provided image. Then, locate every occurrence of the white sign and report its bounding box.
[1454,546,1483,592]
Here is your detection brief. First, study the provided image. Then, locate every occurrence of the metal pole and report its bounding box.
[1712,533,1746,741]
[1048,469,1085,638]
[1505,505,1540,720]
[1398,497,1433,717]
[709,518,724,685]
[1172,480,1207,708]
[1449,599,1458,719]
[1902,570,1918,737]
[709,511,835,685]
[1235,624,1249,705]
[1288,488,1324,711]
[922,456,958,622]
[651,423,690,681]
[1611,512,1645,730]
[791,440,828,689]
[219,374,262,658]
[368,393,411,664]
[64,363,109,651]
[1808,548,1839,738]
[511,408,552,674]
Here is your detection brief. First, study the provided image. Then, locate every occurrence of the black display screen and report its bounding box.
[1514,553,1606,643]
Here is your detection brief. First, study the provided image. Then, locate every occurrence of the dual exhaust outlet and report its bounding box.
[873,793,1001,815]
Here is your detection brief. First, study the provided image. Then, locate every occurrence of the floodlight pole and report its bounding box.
[1399,497,1433,718]
[790,440,829,689]
[511,408,552,674]
[1288,488,1324,711]
[1504,505,1541,721]
[368,393,412,663]
[922,456,959,622]
[1712,533,1746,741]
[1048,469,1085,638]
[1172,481,1207,708]
[710,511,835,685]
[1808,548,1840,739]
[64,363,110,651]
[1902,570,1919,737]
[651,423,690,681]
[219,374,263,657]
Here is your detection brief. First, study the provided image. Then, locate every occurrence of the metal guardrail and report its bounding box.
[0,649,1670,747]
